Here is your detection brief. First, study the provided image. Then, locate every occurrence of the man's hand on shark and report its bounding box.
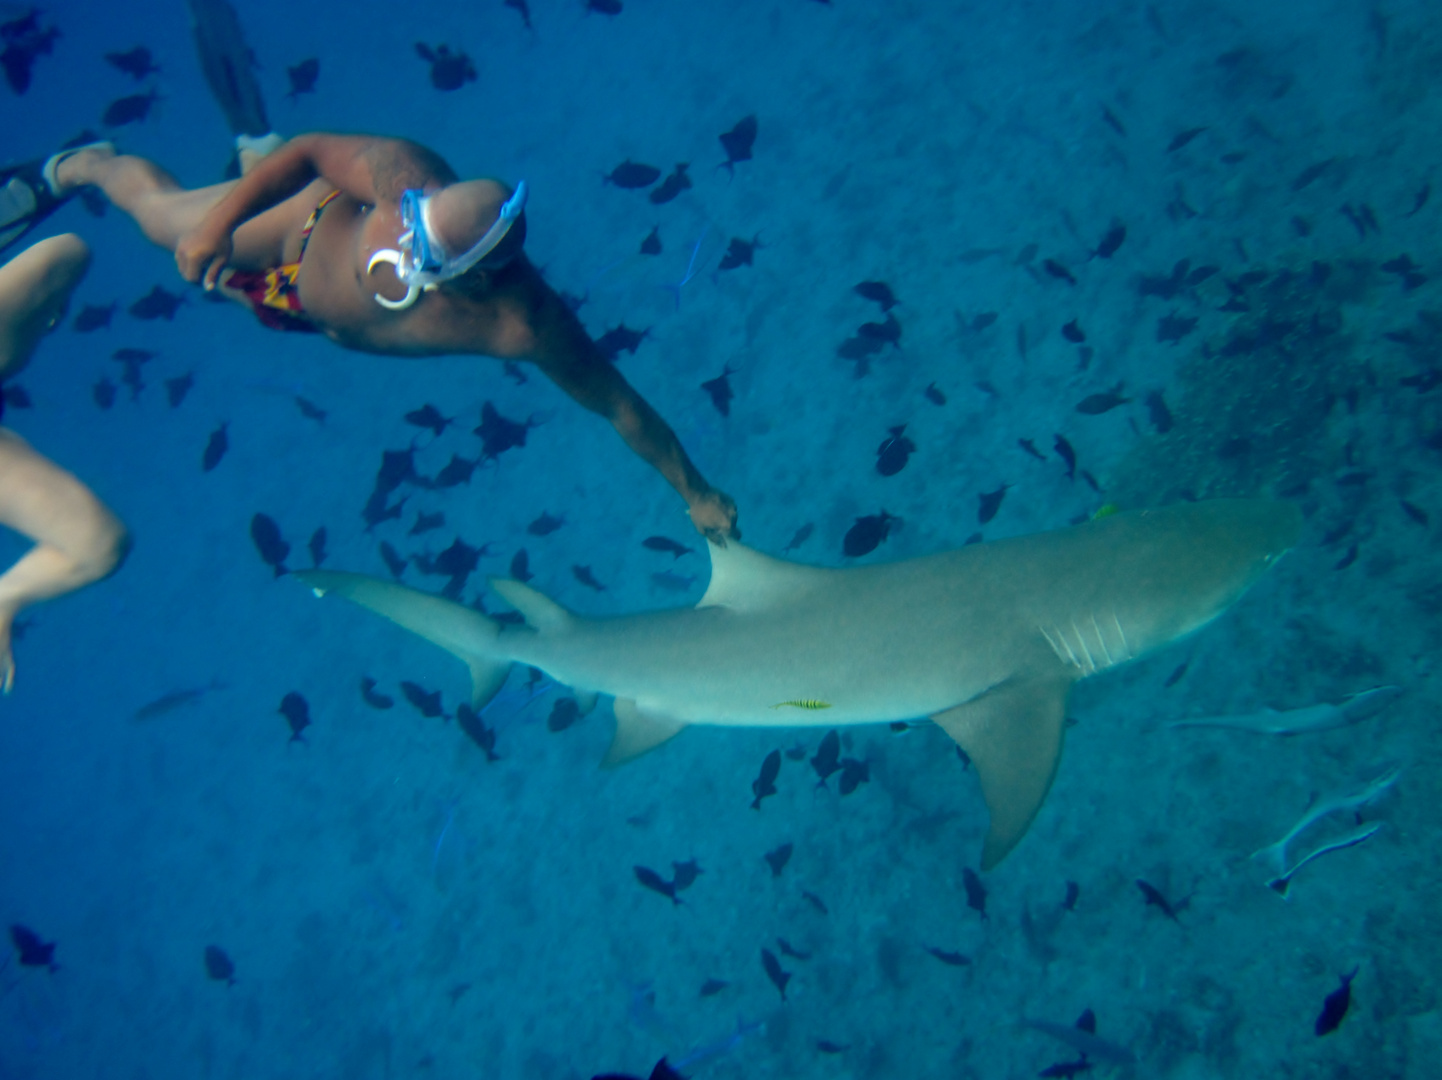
[688,488,739,547]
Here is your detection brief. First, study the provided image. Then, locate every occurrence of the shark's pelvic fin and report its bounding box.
[933,678,1071,870]
[490,578,574,633]
[605,698,688,767]
[697,540,836,613]
[297,570,511,709]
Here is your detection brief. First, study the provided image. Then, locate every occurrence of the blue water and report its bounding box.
[2,0,1439,1076]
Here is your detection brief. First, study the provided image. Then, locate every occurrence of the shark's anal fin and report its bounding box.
[604,698,687,768]
[933,678,1071,871]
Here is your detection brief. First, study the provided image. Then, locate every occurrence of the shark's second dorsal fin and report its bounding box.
[697,541,835,614]
[489,578,574,633]
[933,677,1071,871]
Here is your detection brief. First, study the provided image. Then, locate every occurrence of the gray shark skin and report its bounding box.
[297,500,1300,869]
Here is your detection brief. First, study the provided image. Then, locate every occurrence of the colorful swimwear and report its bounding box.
[221,189,340,332]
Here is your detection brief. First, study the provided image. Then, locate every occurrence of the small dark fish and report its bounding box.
[279,691,310,744]
[1156,312,1199,344]
[963,867,988,919]
[811,731,841,786]
[129,284,184,320]
[699,978,728,997]
[160,371,193,407]
[1061,319,1086,343]
[718,235,760,271]
[761,947,791,1000]
[1187,265,1219,286]
[1042,259,1076,285]
[203,945,236,986]
[843,511,896,557]
[1062,880,1080,911]
[431,454,478,488]
[113,347,156,364]
[777,937,811,961]
[924,945,971,967]
[572,564,606,591]
[547,697,580,731]
[1019,437,1046,461]
[651,570,696,592]
[1039,1058,1093,1078]
[783,523,814,552]
[604,160,660,189]
[1102,105,1126,136]
[649,163,691,205]
[372,447,417,496]
[875,425,916,477]
[1136,879,1182,921]
[250,512,289,576]
[586,0,623,14]
[285,57,319,101]
[816,1039,849,1054]
[504,0,533,30]
[858,312,902,348]
[752,750,781,810]
[91,377,115,412]
[671,859,703,891]
[639,226,662,255]
[528,511,566,536]
[596,323,650,362]
[1093,222,1126,259]
[854,280,897,311]
[801,890,828,915]
[198,418,224,463]
[1075,385,1131,414]
[1053,434,1077,479]
[73,302,116,331]
[400,680,446,719]
[719,114,758,176]
[293,396,327,424]
[510,549,533,582]
[1290,158,1334,192]
[837,757,869,795]
[971,311,1000,331]
[302,527,326,568]
[102,88,160,126]
[634,865,680,905]
[456,702,500,761]
[701,363,736,417]
[1167,126,1208,151]
[1401,499,1429,526]
[105,46,160,80]
[410,511,445,536]
[503,360,528,385]
[1164,660,1189,687]
[405,403,452,436]
[474,401,538,460]
[2,383,29,409]
[414,43,476,91]
[1315,967,1358,1036]
[379,541,407,579]
[360,677,394,710]
[1406,182,1430,218]
[1334,542,1359,571]
[642,536,693,558]
[1144,389,1173,433]
[977,484,1009,525]
[923,382,946,405]
[130,679,226,722]
[10,924,57,971]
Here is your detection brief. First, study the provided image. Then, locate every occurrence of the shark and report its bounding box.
[296,499,1300,869]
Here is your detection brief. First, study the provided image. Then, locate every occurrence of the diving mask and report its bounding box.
[367,180,528,311]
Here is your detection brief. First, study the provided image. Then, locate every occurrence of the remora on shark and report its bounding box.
[297,499,1300,868]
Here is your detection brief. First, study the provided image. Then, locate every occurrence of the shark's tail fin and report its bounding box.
[296,570,511,710]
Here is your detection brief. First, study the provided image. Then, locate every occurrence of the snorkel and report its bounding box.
[366,180,528,311]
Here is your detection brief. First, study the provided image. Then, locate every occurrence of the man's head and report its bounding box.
[426,179,527,287]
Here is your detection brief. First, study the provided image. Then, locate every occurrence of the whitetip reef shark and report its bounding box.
[296,499,1300,869]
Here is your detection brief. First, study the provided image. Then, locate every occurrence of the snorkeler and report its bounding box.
[0,234,130,693]
[6,133,739,542]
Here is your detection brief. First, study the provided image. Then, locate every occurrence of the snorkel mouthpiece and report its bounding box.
[368,180,529,311]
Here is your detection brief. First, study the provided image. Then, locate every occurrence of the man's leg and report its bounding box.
[0,233,90,380]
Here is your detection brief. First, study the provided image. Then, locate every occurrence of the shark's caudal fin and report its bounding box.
[932,678,1071,870]
[296,571,511,709]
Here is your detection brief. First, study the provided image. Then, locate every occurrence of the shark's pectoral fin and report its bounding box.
[604,698,687,768]
[933,678,1071,871]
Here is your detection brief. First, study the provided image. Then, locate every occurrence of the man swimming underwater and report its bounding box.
[0,134,739,544]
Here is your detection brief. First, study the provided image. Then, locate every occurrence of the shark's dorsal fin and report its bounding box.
[933,678,1071,870]
[697,541,835,614]
[604,698,687,767]
[490,578,574,632]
